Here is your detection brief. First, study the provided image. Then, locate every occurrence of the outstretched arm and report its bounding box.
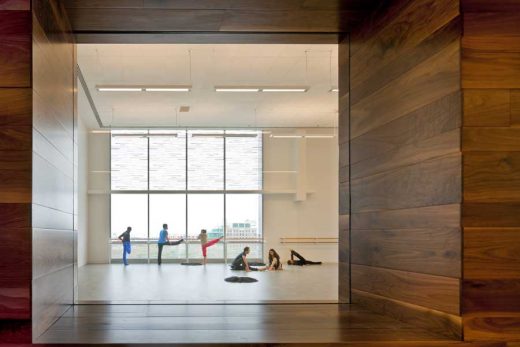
[118,233,124,242]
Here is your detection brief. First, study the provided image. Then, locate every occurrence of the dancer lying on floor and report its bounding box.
[157,223,184,265]
[197,229,223,264]
[230,246,258,272]
[287,249,322,266]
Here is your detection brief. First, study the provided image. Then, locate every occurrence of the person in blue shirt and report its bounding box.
[157,223,184,265]
[118,226,132,266]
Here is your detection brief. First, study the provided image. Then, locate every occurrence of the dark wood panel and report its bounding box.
[351,154,461,213]
[0,227,31,280]
[351,228,460,277]
[464,313,520,341]
[351,16,460,105]
[463,89,511,127]
[351,41,460,139]
[464,228,520,279]
[511,90,520,125]
[339,181,349,215]
[352,204,460,230]
[0,88,31,126]
[351,129,459,180]
[0,0,30,10]
[462,0,520,12]
[351,0,459,90]
[0,203,30,229]
[351,264,460,315]
[352,289,462,340]
[351,92,461,164]
[0,278,30,319]
[463,36,520,54]
[338,215,349,264]
[464,12,520,37]
[462,52,520,89]
[338,261,349,303]
[463,279,520,313]
[463,202,520,227]
[0,11,31,87]
[464,128,520,152]
[0,319,31,344]
[464,151,520,203]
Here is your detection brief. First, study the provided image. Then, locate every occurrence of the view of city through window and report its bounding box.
[110,130,263,262]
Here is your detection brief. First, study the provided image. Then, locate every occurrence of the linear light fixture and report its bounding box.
[305,135,335,139]
[270,134,335,139]
[96,85,192,92]
[262,88,307,93]
[215,86,308,93]
[330,88,339,92]
[270,134,303,139]
[97,86,142,92]
[215,87,260,92]
[90,130,111,134]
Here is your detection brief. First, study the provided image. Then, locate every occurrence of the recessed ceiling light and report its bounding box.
[215,87,260,92]
[262,88,307,93]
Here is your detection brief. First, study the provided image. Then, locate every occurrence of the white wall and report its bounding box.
[263,134,339,263]
[84,130,338,264]
[77,117,89,267]
[87,133,111,264]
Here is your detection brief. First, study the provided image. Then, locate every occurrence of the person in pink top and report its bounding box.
[197,229,223,264]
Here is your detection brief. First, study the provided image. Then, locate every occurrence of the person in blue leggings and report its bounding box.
[118,227,132,266]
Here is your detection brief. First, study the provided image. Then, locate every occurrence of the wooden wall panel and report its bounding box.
[0,2,31,341]
[349,0,462,338]
[31,0,76,340]
[338,35,350,303]
[462,3,520,342]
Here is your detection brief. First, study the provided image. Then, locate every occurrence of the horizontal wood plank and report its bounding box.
[463,89,511,127]
[351,264,460,315]
[351,154,461,213]
[464,227,520,279]
[464,151,520,203]
[462,52,520,89]
[463,313,520,341]
[464,202,520,227]
[351,40,460,139]
[351,228,460,277]
[463,279,520,313]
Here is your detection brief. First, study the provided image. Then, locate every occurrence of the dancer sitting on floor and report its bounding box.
[157,223,184,265]
[230,246,258,272]
[197,229,223,265]
[287,249,322,266]
[260,248,283,271]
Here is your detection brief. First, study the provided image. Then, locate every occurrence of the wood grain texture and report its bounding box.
[351,265,460,315]
[464,89,511,127]
[462,52,520,89]
[351,228,461,278]
[462,0,520,12]
[351,92,461,164]
[0,11,31,87]
[511,91,520,126]
[464,151,520,203]
[351,154,461,213]
[352,289,462,340]
[465,128,520,152]
[464,313,520,341]
[464,202,520,228]
[463,280,520,313]
[351,40,460,139]
[464,228,520,279]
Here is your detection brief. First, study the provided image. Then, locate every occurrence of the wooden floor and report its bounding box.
[35,304,466,344]
[78,263,338,303]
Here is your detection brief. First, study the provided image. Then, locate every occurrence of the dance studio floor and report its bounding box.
[78,263,338,303]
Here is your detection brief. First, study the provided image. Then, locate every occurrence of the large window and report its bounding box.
[110,129,263,262]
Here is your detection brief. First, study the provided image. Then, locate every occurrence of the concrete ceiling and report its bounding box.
[78,44,338,129]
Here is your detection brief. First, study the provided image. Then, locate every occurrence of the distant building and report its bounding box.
[207,220,259,239]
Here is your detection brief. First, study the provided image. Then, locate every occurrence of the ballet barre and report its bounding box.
[280,237,338,244]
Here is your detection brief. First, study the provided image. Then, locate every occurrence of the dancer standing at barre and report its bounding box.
[197,229,223,265]
[157,224,184,265]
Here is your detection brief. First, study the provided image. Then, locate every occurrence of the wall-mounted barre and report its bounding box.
[280,237,338,244]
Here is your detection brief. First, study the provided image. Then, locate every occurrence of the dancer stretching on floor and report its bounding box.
[260,248,283,271]
[197,229,223,264]
[230,246,258,272]
[157,223,184,265]
[287,249,322,266]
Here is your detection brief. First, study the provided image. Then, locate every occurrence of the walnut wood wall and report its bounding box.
[0,0,32,343]
[461,0,520,342]
[32,0,76,339]
[349,0,462,339]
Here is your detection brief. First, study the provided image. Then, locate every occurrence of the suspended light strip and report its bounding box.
[270,134,335,139]
[262,88,307,93]
[330,88,339,92]
[96,85,192,92]
[305,135,335,139]
[215,87,260,92]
